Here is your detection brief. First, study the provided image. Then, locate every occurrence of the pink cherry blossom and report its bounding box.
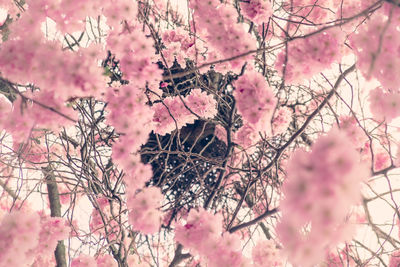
[190,0,256,73]
[389,250,400,267]
[369,87,400,122]
[276,27,345,84]
[127,187,163,234]
[71,254,97,267]
[240,0,273,25]
[252,240,283,267]
[175,208,250,266]
[277,128,368,266]
[0,210,69,267]
[234,70,276,132]
[96,254,118,267]
[152,89,217,135]
[350,10,400,89]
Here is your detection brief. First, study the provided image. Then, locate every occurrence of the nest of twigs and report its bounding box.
[140,60,240,226]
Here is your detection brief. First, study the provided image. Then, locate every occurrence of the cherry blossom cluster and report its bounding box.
[359,139,392,172]
[106,24,162,89]
[127,187,163,234]
[389,250,400,267]
[122,158,163,235]
[161,28,197,67]
[104,21,164,237]
[275,28,345,84]
[0,210,69,267]
[189,0,256,73]
[338,116,366,149]
[105,24,164,234]
[0,0,145,102]
[27,0,101,33]
[106,86,163,234]
[277,129,368,266]
[240,0,273,25]
[233,124,261,153]
[368,87,400,122]
[9,0,137,33]
[282,0,378,33]
[102,0,139,29]
[0,210,41,266]
[252,240,283,267]
[234,70,276,129]
[233,70,276,151]
[323,246,356,267]
[0,1,145,147]
[104,23,164,236]
[123,157,154,192]
[33,213,71,266]
[174,208,251,267]
[0,24,107,101]
[350,9,400,90]
[333,0,380,33]
[106,86,154,166]
[71,254,117,267]
[335,116,391,170]
[1,0,154,104]
[152,89,217,135]
[0,91,76,144]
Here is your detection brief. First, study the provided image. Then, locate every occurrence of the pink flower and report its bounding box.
[240,0,273,25]
[252,240,282,267]
[0,210,69,266]
[350,11,400,90]
[395,144,400,167]
[389,250,400,267]
[276,27,345,84]
[152,89,217,135]
[277,128,368,266]
[174,208,250,266]
[234,70,276,132]
[189,0,256,73]
[127,187,163,234]
[97,254,118,267]
[369,87,400,122]
[71,255,97,267]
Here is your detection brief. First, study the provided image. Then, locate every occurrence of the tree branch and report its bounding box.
[43,166,67,267]
[168,244,191,267]
[228,208,279,233]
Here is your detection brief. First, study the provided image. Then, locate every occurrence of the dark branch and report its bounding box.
[43,166,67,267]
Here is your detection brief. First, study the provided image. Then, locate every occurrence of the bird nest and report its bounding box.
[140,60,239,226]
